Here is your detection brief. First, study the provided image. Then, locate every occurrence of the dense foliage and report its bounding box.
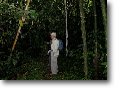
[0,0,107,80]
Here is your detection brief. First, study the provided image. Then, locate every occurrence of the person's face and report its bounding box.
[50,35,55,39]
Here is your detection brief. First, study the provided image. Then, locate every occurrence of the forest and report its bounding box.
[0,0,107,80]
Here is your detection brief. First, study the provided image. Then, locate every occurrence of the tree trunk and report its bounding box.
[79,0,88,79]
[10,0,30,57]
[100,0,107,49]
[64,0,68,56]
[93,0,98,79]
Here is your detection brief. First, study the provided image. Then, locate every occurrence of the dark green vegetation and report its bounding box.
[0,0,107,80]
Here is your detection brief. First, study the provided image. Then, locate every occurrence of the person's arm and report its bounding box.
[46,42,50,45]
[46,42,51,45]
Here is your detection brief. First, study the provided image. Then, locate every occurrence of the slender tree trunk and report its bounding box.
[10,0,30,57]
[64,0,68,56]
[100,0,107,49]
[79,0,88,79]
[93,0,98,80]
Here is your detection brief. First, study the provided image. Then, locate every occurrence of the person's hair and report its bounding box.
[51,32,56,37]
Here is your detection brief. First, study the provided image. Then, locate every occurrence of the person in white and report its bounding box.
[50,32,59,75]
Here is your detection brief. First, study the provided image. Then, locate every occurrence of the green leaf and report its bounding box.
[9,31,12,36]
[20,0,23,7]
[17,10,25,14]
[101,62,107,66]
[30,10,35,13]
[30,10,36,19]
[0,10,2,13]
[25,11,31,15]
[103,69,107,74]
[1,62,3,66]
[19,20,23,27]
[13,59,17,66]
[0,39,2,43]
